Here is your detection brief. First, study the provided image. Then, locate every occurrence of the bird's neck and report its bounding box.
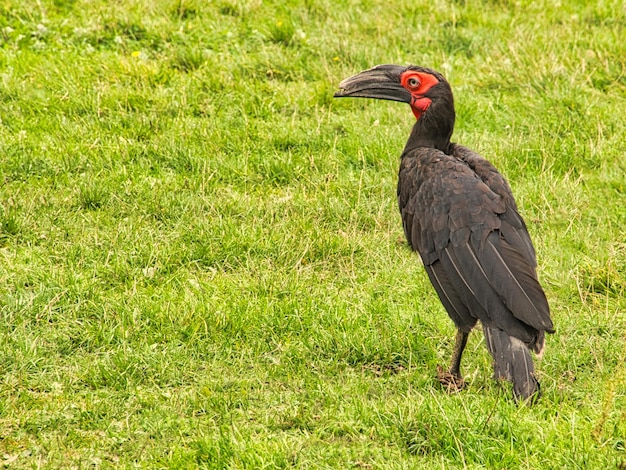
[404,126,449,154]
[405,93,456,154]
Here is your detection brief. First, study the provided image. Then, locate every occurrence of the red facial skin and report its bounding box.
[400,71,440,120]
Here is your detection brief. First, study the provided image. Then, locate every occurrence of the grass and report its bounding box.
[0,0,625,467]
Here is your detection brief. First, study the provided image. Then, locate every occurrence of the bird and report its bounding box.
[334,65,554,400]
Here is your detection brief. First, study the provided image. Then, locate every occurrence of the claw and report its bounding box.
[437,365,465,393]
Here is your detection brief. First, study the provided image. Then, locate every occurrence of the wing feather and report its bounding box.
[397,144,553,347]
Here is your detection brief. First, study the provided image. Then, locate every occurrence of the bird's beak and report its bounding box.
[334,64,411,103]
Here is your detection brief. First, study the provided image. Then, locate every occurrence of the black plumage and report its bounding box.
[335,65,554,400]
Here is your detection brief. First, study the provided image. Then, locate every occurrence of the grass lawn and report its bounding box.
[1,0,625,467]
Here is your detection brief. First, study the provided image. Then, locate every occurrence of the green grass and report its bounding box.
[1,0,625,467]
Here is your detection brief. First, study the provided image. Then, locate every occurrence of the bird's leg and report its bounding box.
[437,329,469,392]
[449,329,469,377]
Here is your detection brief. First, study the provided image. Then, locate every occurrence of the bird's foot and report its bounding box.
[436,365,465,393]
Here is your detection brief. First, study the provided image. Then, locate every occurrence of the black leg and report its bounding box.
[449,329,469,378]
[437,329,469,392]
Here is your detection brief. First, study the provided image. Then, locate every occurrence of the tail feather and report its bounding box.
[483,326,539,400]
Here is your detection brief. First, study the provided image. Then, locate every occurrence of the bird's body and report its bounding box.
[335,65,554,400]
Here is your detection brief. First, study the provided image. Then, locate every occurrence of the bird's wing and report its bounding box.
[452,145,538,268]
[398,147,553,341]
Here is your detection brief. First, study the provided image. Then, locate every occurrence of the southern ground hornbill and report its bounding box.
[335,65,554,400]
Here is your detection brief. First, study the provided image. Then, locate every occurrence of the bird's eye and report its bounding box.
[408,77,420,88]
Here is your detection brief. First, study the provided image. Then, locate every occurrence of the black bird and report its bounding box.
[335,65,554,400]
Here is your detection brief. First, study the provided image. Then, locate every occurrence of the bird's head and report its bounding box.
[334,64,451,121]
[335,64,455,152]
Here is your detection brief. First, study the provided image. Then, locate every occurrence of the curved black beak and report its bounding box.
[334,64,411,103]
